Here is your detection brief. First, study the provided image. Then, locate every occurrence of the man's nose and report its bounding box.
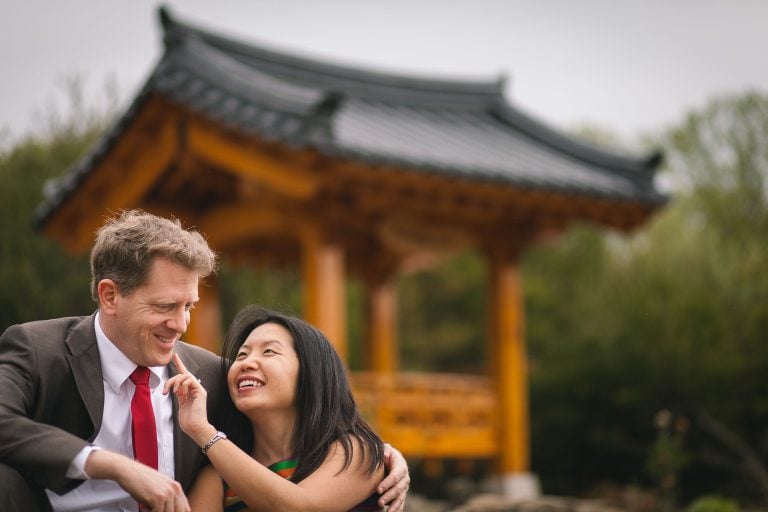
[167,307,189,333]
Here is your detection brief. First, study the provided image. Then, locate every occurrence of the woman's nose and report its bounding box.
[241,355,261,370]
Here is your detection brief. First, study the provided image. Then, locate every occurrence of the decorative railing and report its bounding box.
[351,372,499,457]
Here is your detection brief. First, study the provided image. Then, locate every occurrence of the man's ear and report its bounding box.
[97,279,119,315]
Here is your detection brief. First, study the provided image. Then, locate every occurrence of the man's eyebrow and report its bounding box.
[151,297,200,303]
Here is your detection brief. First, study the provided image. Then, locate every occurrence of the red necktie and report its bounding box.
[130,366,158,470]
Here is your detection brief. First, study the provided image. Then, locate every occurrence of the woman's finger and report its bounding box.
[163,374,184,395]
[172,353,190,374]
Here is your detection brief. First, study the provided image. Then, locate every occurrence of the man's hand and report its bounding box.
[85,450,190,511]
[377,443,410,512]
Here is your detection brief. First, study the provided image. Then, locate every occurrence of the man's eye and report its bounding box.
[185,303,196,312]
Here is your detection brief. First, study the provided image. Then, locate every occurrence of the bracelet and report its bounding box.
[201,430,227,456]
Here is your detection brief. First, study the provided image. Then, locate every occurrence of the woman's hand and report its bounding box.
[163,353,213,445]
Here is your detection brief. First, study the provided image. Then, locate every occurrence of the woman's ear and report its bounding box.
[97,279,119,315]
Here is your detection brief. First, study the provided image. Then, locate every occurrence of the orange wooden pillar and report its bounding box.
[301,225,348,361]
[487,251,540,497]
[365,278,399,373]
[185,275,223,354]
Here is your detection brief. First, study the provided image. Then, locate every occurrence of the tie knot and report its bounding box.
[130,366,150,386]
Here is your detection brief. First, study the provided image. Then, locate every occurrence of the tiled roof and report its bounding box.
[37,6,664,223]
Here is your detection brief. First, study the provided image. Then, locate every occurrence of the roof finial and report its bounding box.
[496,72,510,96]
[158,4,173,32]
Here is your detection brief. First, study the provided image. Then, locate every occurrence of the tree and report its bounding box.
[0,125,102,328]
[525,90,768,504]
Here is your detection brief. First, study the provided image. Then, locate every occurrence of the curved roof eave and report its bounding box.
[158,5,505,108]
[158,5,663,182]
[489,99,662,178]
[36,5,667,230]
[34,78,158,229]
[317,142,668,206]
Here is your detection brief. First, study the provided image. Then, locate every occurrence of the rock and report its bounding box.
[404,493,449,512]
[449,494,629,512]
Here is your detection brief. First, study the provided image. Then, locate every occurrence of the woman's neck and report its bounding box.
[249,409,297,466]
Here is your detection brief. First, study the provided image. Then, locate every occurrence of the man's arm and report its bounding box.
[0,323,92,492]
[84,450,189,511]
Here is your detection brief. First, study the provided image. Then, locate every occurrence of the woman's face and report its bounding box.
[227,322,300,415]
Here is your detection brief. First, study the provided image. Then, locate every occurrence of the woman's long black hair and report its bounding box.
[220,305,385,483]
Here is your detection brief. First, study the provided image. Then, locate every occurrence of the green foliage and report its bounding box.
[0,78,119,330]
[398,250,487,373]
[525,91,768,504]
[0,127,103,329]
[217,263,302,328]
[686,496,740,512]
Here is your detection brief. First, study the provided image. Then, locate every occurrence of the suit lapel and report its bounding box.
[64,314,104,440]
[170,343,203,490]
[59,316,212,489]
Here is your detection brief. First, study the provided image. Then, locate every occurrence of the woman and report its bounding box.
[165,306,387,511]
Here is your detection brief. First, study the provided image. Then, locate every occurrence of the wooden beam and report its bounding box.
[329,157,658,234]
[41,100,179,253]
[186,120,318,200]
[487,252,530,474]
[365,278,399,373]
[185,275,223,354]
[300,224,348,360]
[198,203,292,250]
[378,219,472,255]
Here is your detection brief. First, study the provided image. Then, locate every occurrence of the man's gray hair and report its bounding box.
[89,210,217,302]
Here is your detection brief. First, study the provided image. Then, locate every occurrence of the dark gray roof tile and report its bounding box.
[37,6,665,226]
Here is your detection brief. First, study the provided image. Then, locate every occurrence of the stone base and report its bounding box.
[483,472,541,499]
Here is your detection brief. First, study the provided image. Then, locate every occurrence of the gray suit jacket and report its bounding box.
[0,314,229,497]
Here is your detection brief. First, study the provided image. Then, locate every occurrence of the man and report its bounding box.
[0,210,409,511]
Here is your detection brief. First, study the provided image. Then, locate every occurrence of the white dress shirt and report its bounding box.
[46,312,176,511]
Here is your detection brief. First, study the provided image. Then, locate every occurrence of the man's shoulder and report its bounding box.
[0,315,95,362]
[2,315,92,338]
[175,340,220,364]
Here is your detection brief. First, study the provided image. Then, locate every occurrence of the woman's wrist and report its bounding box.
[192,424,218,447]
[201,430,228,456]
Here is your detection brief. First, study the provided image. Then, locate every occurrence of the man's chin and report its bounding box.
[151,344,176,366]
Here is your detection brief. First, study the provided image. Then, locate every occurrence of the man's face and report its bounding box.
[107,257,200,367]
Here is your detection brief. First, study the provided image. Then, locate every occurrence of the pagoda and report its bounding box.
[37,6,664,496]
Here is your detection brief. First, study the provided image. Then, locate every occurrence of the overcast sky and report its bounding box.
[2,0,767,146]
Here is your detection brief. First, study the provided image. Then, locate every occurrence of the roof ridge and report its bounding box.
[158,35,325,115]
[158,5,504,102]
[490,99,662,178]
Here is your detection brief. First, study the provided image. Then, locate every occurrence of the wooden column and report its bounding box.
[301,225,348,361]
[365,278,399,373]
[487,252,530,475]
[186,275,223,354]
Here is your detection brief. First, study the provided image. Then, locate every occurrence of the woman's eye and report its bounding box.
[264,348,277,355]
[235,352,247,359]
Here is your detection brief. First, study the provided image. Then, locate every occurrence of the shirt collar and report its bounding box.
[94,311,168,393]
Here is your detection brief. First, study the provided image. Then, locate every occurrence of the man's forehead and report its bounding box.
[136,278,200,303]
[140,259,200,286]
